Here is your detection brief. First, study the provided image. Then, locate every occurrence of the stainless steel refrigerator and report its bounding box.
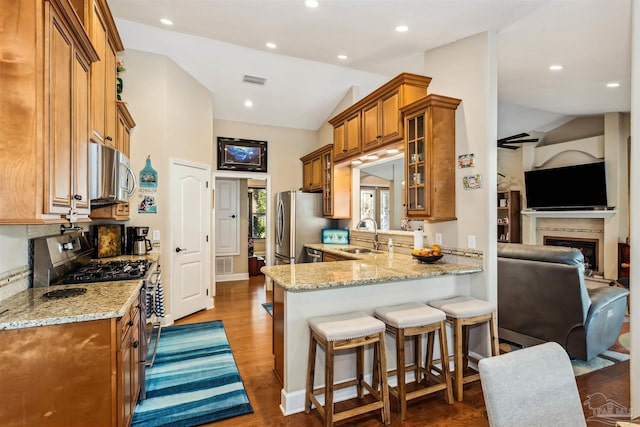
[275,191,336,264]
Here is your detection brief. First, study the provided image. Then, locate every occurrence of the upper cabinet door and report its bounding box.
[380,89,401,144]
[89,1,107,144]
[333,112,361,163]
[362,100,380,150]
[73,50,92,213]
[47,7,74,214]
[89,0,124,148]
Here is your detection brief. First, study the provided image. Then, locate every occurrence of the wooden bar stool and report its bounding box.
[374,302,454,420]
[305,311,391,426]
[428,295,500,402]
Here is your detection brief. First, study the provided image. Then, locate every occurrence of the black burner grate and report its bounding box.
[62,260,151,284]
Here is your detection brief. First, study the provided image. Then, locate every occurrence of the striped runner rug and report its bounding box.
[132,320,253,427]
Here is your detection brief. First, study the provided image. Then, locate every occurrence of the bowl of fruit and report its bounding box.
[411,244,443,263]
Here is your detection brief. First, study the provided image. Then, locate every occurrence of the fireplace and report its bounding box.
[544,236,598,271]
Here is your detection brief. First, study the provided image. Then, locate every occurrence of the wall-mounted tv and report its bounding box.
[524,161,608,210]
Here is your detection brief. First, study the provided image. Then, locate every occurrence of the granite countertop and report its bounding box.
[0,253,160,331]
[262,244,482,292]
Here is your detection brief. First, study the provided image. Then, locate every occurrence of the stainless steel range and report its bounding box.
[31,231,158,401]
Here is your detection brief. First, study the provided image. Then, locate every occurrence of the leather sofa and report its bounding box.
[497,243,629,361]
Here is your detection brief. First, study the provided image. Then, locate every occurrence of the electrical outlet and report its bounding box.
[468,235,476,249]
[435,233,443,245]
[152,230,160,241]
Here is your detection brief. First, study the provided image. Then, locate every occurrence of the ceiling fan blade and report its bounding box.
[497,144,521,150]
[497,133,530,144]
[507,138,539,144]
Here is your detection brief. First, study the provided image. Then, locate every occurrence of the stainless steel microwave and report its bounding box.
[89,142,137,205]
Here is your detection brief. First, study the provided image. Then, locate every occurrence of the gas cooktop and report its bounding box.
[62,259,151,284]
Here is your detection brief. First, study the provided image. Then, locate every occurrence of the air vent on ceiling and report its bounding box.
[242,74,266,85]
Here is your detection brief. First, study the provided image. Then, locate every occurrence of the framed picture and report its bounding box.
[217,137,267,172]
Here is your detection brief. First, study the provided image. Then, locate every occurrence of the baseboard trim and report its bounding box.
[280,372,415,415]
[216,273,250,282]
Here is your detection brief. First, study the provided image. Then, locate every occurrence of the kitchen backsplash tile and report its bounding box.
[0,266,30,302]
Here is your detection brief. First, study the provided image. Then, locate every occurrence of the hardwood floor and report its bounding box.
[175,276,631,426]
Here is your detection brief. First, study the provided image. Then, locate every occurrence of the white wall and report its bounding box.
[422,32,498,304]
[212,119,319,274]
[121,49,214,315]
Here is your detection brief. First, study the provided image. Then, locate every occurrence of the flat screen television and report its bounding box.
[524,161,608,210]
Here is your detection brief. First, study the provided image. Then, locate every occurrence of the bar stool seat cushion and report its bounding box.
[428,296,495,318]
[309,311,386,341]
[374,302,445,328]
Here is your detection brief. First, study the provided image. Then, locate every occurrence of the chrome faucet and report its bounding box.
[358,218,379,250]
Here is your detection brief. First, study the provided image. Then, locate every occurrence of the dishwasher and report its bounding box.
[306,247,323,262]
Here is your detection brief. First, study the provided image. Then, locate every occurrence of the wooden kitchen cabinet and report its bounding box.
[119,296,142,427]
[90,202,130,220]
[322,252,350,262]
[300,144,351,218]
[300,145,329,192]
[329,73,432,163]
[0,0,98,224]
[401,94,461,221]
[0,294,143,427]
[116,101,136,157]
[89,0,124,147]
[332,111,362,163]
[323,151,351,218]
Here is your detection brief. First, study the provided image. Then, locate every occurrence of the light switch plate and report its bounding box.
[152,230,160,241]
[435,233,442,245]
[468,235,476,249]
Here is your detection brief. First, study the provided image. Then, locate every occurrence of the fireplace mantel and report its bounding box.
[521,209,618,279]
[521,210,617,219]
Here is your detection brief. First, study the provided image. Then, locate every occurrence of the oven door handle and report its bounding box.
[149,270,161,285]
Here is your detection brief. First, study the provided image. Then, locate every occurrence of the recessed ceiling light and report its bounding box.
[337,54,348,60]
[244,100,253,107]
[395,25,409,33]
[305,0,319,8]
[606,82,621,88]
[266,42,277,49]
[549,64,563,71]
[351,160,362,165]
[160,18,173,26]
[386,148,400,154]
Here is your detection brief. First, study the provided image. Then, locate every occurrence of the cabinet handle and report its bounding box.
[105,136,113,141]
[73,194,82,201]
[133,341,139,348]
[128,320,134,326]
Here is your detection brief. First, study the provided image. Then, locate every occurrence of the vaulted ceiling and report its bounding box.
[109,0,631,139]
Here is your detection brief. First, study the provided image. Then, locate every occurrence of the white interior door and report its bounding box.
[171,160,211,320]
[215,178,239,255]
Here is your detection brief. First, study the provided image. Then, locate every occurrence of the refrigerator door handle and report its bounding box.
[276,198,285,246]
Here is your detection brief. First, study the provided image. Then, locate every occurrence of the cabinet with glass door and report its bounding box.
[401,94,461,221]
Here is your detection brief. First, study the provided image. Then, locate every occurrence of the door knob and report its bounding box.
[175,247,186,253]
[231,214,236,218]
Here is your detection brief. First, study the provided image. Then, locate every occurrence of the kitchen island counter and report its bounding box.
[261,244,481,291]
[261,245,483,416]
[0,253,160,330]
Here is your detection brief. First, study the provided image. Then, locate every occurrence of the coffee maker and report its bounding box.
[126,226,152,255]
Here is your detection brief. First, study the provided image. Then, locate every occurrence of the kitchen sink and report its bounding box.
[340,247,379,254]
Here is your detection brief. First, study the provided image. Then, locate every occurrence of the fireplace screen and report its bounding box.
[544,236,598,272]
